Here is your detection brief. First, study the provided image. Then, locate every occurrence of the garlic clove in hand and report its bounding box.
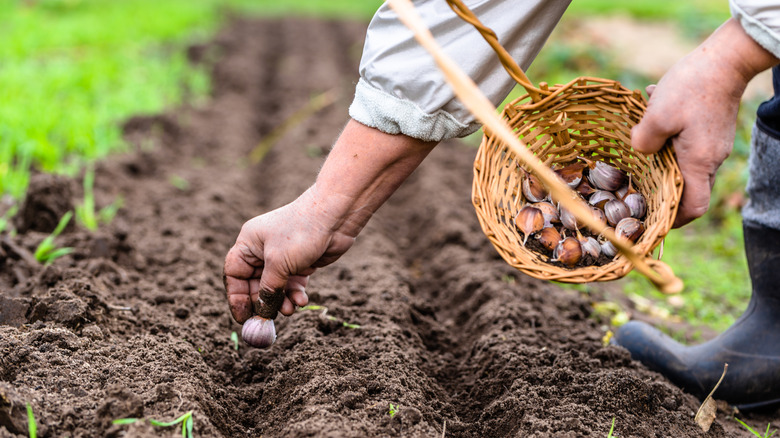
[241,316,277,348]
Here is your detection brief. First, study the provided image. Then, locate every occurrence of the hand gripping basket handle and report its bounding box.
[387,0,683,294]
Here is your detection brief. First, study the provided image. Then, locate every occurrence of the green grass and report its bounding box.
[34,211,74,264]
[0,0,383,200]
[113,410,194,438]
[734,418,777,438]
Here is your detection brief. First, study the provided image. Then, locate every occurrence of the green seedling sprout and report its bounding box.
[734,417,777,438]
[34,211,74,264]
[113,410,194,438]
[0,205,18,234]
[231,331,239,350]
[388,403,399,419]
[297,305,361,329]
[26,403,37,438]
[607,417,616,438]
[75,166,123,231]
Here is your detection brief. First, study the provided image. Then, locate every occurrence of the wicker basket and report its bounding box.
[445,0,684,286]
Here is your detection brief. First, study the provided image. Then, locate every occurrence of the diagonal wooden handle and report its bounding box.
[387,0,683,294]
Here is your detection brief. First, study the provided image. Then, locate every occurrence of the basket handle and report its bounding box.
[387,0,683,294]
[444,0,542,102]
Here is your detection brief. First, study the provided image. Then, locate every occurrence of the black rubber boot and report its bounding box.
[613,221,780,410]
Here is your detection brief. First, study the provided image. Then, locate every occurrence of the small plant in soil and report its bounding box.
[606,417,617,438]
[34,211,74,265]
[113,410,194,438]
[298,305,361,329]
[75,166,123,231]
[230,331,239,350]
[388,403,399,419]
[27,403,37,438]
[734,418,777,438]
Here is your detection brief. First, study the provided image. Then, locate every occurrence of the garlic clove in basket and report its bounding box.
[604,199,631,227]
[575,178,597,197]
[624,192,647,219]
[555,162,588,188]
[601,239,618,258]
[515,205,545,246]
[531,201,559,227]
[552,236,582,267]
[587,161,627,192]
[615,217,645,242]
[590,206,607,229]
[559,205,579,231]
[578,235,601,260]
[521,170,548,203]
[536,226,561,251]
[588,190,616,210]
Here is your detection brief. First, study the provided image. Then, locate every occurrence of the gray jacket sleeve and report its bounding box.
[349,0,571,142]
[731,0,780,58]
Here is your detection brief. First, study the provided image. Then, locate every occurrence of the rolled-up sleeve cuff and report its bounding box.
[731,0,780,59]
[349,78,482,142]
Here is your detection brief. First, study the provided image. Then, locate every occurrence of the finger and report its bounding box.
[631,110,680,155]
[287,275,310,307]
[280,296,297,316]
[672,168,713,228]
[224,275,253,323]
[278,276,310,316]
[257,256,291,317]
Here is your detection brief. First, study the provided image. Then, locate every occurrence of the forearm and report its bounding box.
[706,18,778,95]
[311,119,437,237]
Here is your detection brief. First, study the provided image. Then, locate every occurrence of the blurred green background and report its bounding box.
[0,0,756,338]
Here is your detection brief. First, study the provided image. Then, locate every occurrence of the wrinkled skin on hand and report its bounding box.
[223,187,355,323]
[631,19,778,228]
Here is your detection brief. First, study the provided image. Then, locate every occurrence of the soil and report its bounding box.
[1,16,779,438]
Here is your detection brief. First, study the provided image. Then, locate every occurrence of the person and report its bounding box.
[223,0,780,409]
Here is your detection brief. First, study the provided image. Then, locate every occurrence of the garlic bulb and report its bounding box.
[242,316,277,348]
[559,205,579,231]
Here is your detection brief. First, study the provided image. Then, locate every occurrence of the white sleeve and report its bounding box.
[730,0,780,58]
[349,0,571,142]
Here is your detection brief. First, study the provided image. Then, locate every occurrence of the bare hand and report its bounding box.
[223,187,355,323]
[631,19,777,228]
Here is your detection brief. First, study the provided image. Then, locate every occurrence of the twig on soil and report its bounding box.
[1,234,39,267]
[442,420,446,438]
[107,304,134,311]
[249,88,339,164]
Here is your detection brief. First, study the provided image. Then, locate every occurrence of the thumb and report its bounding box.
[256,259,290,319]
[631,109,680,155]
